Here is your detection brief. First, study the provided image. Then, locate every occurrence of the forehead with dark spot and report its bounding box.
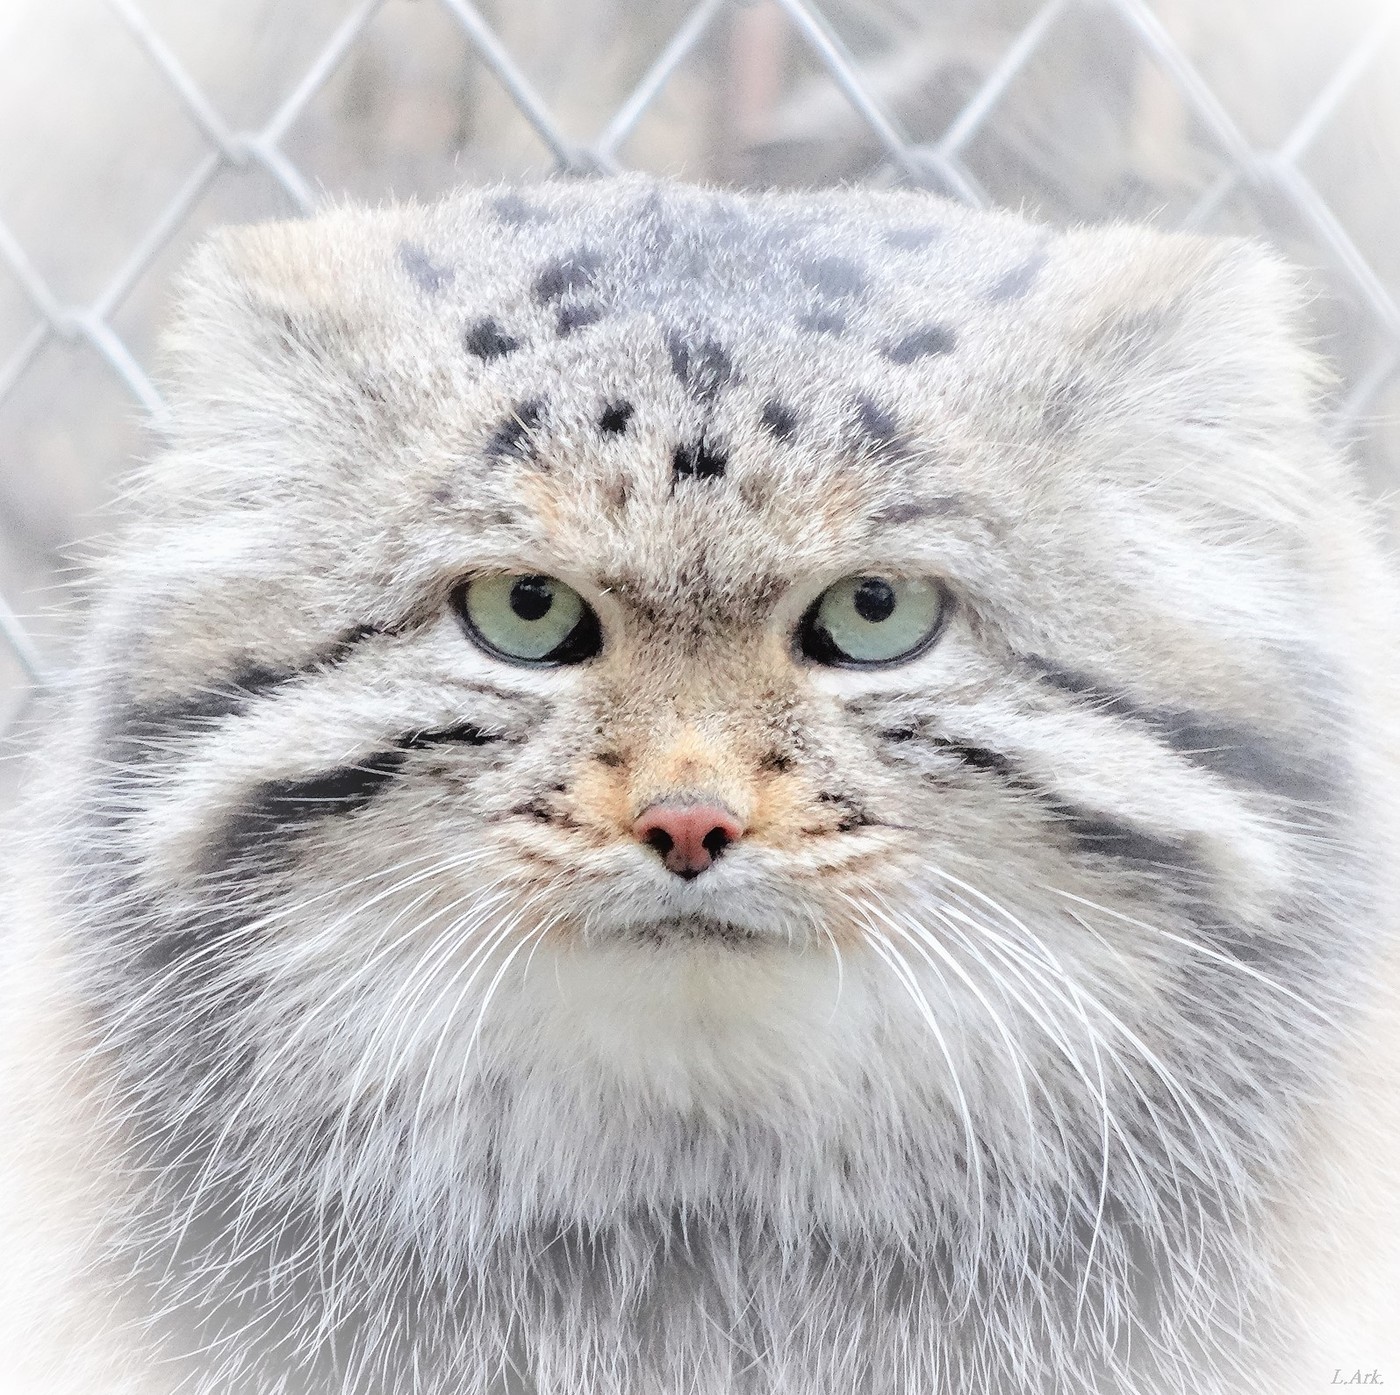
[400,182,1049,361]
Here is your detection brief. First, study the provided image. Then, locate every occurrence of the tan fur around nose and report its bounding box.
[626,721,755,826]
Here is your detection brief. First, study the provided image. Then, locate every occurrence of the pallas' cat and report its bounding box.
[3,177,1398,1394]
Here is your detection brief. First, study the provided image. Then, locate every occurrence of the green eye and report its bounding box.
[799,575,947,667]
[454,574,602,665]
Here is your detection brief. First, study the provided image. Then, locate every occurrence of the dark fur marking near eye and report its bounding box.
[533,248,601,302]
[796,255,866,299]
[672,440,728,482]
[760,750,791,773]
[106,625,383,769]
[884,324,957,364]
[1025,656,1335,805]
[594,750,624,768]
[665,330,733,402]
[486,399,545,461]
[599,401,633,434]
[557,303,605,336]
[210,722,502,869]
[986,248,1047,303]
[398,241,454,294]
[761,401,797,440]
[493,194,551,227]
[884,227,943,251]
[465,317,521,361]
[798,308,846,335]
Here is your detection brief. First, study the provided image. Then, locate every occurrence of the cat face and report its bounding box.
[81,180,1361,1264]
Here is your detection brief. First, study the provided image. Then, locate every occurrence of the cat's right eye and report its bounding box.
[453,574,602,666]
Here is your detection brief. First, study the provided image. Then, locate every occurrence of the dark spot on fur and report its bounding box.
[885,324,957,364]
[465,317,521,361]
[599,401,634,434]
[557,303,605,336]
[818,790,875,832]
[797,308,846,335]
[533,249,602,302]
[486,399,544,461]
[672,440,728,482]
[666,330,733,402]
[986,248,1047,302]
[796,255,866,298]
[493,194,551,227]
[398,241,454,294]
[595,750,624,768]
[854,395,900,447]
[761,401,797,440]
[884,226,943,251]
[760,751,791,773]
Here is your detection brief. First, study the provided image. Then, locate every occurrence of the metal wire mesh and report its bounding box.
[2,0,1398,756]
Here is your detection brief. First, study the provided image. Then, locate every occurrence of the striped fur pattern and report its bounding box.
[8,177,1400,1393]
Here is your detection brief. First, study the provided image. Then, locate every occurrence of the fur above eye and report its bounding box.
[799,575,947,667]
[454,574,602,665]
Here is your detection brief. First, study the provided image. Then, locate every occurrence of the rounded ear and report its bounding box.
[1041,227,1344,527]
[161,214,384,405]
[150,208,448,505]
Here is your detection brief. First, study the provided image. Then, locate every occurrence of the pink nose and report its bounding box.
[632,798,745,880]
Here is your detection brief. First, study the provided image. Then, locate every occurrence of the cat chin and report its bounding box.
[617,915,770,946]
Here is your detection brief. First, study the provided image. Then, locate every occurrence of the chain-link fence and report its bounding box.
[2,0,1398,791]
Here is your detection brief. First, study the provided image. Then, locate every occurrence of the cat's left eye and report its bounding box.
[798,575,947,667]
[454,574,602,665]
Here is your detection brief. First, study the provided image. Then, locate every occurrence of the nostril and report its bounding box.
[632,798,746,879]
[701,825,733,860]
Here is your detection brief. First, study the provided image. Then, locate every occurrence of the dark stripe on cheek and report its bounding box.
[1041,801,1195,877]
[213,751,407,868]
[106,624,383,768]
[1024,656,1336,804]
[899,735,1195,877]
[208,721,504,870]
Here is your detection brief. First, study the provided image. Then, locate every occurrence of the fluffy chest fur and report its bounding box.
[6,176,1400,1395]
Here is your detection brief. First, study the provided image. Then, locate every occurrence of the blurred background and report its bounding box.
[1,0,1398,803]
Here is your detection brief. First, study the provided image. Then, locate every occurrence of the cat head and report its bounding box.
[74,178,1371,1260]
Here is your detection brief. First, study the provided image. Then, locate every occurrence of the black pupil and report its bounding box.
[852,578,896,624]
[509,576,554,623]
